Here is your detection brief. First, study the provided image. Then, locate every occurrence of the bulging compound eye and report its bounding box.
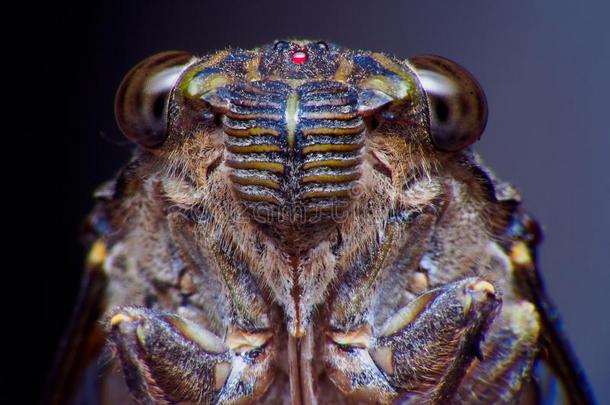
[115,51,194,147]
[409,55,488,152]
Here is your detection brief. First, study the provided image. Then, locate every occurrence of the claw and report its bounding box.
[226,326,273,353]
[166,316,228,354]
[328,324,372,348]
[462,279,497,316]
[214,362,231,390]
[378,290,438,337]
[466,280,496,295]
[109,312,135,327]
[369,346,394,375]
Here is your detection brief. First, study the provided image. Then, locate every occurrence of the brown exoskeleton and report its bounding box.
[48,40,595,404]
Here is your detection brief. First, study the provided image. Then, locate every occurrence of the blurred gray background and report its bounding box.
[36,0,609,402]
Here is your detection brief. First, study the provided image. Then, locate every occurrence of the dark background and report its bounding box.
[30,0,609,403]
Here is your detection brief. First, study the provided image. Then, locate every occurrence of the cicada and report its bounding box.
[47,40,595,404]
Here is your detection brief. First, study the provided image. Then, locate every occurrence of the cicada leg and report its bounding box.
[108,307,275,405]
[324,277,500,404]
[106,212,278,405]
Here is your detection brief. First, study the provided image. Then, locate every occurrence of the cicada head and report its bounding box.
[115,41,488,250]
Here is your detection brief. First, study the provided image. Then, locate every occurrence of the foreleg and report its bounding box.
[108,307,275,405]
[324,278,500,404]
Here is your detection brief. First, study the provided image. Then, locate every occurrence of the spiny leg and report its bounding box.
[103,211,277,404]
[324,278,500,404]
[108,307,275,405]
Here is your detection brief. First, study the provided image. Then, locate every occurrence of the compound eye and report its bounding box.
[115,51,193,148]
[409,55,488,152]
